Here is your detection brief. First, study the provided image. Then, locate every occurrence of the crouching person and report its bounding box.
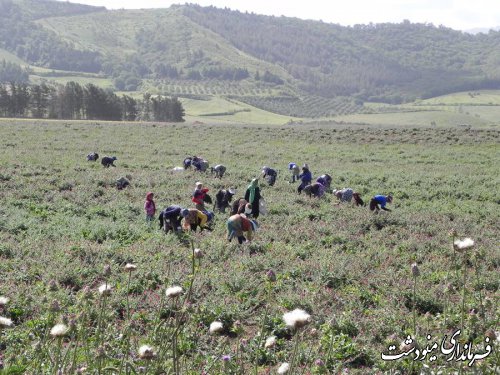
[211,164,226,178]
[262,166,277,186]
[159,205,184,233]
[227,214,258,244]
[181,208,213,232]
[303,182,326,198]
[333,188,365,206]
[369,194,393,212]
[215,188,235,213]
[316,174,332,190]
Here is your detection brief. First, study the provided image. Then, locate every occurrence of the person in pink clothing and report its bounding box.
[144,192,156,225]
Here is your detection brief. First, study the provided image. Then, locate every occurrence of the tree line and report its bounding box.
[0,81,184,122]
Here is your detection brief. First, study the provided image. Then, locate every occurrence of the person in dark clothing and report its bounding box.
[244,178,262,219]
[262,166,277,186]
[214,188,236,213]
[316,174,332,190]
[230,198,248,215]
[101,156,117,168]
[183,157,192,169]
[303,182,326,198]
[211,164,226,178]
[369,194,393,212]
[158,205,184,233]
[87,152,99,161]
[297,165,312,194]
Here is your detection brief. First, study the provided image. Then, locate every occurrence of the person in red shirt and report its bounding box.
[192,182,209,211]
[144,192,156,225]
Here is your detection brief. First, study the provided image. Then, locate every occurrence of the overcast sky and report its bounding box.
[60,0,500,31]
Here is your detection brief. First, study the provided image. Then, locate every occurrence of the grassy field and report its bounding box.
[0,119,498,374]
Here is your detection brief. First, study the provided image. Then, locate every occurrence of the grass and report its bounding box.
[0,119,498,374]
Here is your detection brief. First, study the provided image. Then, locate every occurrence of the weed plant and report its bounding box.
[0,120,498,374]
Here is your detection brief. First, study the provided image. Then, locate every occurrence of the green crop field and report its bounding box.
[0,119,498,374]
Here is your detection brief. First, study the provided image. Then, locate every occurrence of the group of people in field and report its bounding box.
[140,156,393,245]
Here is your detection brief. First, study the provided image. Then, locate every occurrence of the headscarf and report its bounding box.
[247,178,259,204]
[146,192,154,201]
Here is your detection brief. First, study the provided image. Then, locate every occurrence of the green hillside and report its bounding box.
[1,0,500,120]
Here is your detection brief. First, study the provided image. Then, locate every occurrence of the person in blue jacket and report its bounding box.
[297,164,312,194]
[369,194,393,212]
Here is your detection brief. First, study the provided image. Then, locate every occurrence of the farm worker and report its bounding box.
[288,162,300,183]
[369,194,393,212]
[144,192,156,225]
[333,188,353,203]
[230,198,248,215]
[215,188,236,213]
[333,188,365,206]
[211,164,226,178]
[158,205,184,233]
[316,174,332,190]
[227,214,259,244]
[262,166,278,186]
[297,164,312,194]
[181,208,211,231]
[192,156,205,171]
[192,182,209,211]
[303,182,326,198]
[244,178,262,218]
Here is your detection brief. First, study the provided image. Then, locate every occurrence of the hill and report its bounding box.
[1,0,500,119]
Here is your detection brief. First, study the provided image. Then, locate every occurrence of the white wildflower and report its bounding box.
[50,323,69,337]
[277,362,290,374]
[165,286,183,298]
[0,316,13,328]
[411,263,420,277]
[124,263,137,272]
[194,248,204,258]
[265,335,276,349]
[209,321,224,334]
[138,344,155,360]
[454,238,474,251]
[98,283,112,296]
[283,308,311,330]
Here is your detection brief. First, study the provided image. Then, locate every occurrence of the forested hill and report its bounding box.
[1,0,500,109]
[182,5,500,102]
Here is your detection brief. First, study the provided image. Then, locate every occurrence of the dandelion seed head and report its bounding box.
[411,263,420,277]
[194,248,204,258]
[209,321,224,334]
[283,308,311,330]
[277,362,290,374]
[0,316,13,328]
[50,323,69,337]
[138,344,155,360]
[0,296,9,307]
[165,286,183,298]
[454,238,474,251]
[124,263,137,272]
[264,335,276,349]
[98,284,112,296]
